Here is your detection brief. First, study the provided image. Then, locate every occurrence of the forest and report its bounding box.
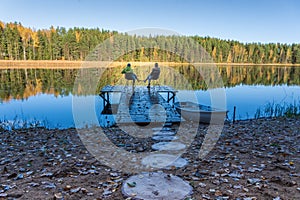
[1,21,300,64]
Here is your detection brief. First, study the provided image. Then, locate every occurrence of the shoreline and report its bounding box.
[1,60,300,69]
[0,116,295,132]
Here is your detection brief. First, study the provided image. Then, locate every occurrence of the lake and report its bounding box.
[1,64,300,129]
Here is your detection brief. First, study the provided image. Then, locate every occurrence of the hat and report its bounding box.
[127,63,131,67]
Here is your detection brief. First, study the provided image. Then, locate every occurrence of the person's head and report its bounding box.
[155,63,158,68]
[127,63,131,67]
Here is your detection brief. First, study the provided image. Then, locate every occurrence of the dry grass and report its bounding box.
[0,60,300,69]
[0,60,188,69]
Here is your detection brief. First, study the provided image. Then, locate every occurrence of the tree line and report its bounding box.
[1,21,300,64]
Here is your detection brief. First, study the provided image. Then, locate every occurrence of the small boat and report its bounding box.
[174,101,228,124]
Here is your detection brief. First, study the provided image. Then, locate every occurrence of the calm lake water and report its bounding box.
[1,65,300,129]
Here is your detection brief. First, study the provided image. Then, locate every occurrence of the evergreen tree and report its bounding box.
[0,21,299,64]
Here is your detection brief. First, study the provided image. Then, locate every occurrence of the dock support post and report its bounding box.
[233,106,236,124]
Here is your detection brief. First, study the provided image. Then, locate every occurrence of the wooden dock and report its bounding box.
[99,85,182,125]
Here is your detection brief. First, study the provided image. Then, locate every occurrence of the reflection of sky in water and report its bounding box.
[0,94,75,128]
[0,84,300,129]
[192,84,300,120]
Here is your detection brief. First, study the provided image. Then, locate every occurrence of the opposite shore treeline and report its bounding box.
[1,21,300,64]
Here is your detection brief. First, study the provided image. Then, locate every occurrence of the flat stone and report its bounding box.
[247,178,261,185]
[152,142,186,151]
[152,135,178,141]
[164,122,173,127]
[122,172,192,200]
[153,131,176,136]
[142,154,188,169]
[152,127,172,132]
[0,193,7,198]
[54,193,63,199]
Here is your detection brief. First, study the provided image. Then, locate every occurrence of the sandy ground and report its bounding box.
[0,117,299,200]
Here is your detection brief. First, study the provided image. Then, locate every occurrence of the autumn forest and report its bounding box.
[1,21,300,64]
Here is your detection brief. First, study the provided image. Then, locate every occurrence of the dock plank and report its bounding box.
[101,86,182,125]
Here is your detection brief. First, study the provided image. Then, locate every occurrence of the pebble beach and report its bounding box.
[0,117,299,200]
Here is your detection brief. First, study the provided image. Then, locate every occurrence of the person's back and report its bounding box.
[121,64,133,74]
[122,63,139,85]
[150,66,160,79]
[144,63,160,87]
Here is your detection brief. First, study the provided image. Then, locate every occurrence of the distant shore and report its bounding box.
[1,60,300,69]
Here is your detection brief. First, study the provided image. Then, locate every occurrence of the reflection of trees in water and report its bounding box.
[0,68,78,101]
[1,65,300,101]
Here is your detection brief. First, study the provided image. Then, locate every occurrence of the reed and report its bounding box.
[254,101,300,119]
[0,117,49,131]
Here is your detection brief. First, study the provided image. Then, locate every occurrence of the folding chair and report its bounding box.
[124,72,136,92]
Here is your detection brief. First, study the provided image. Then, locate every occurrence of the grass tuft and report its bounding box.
[254,100,300,119]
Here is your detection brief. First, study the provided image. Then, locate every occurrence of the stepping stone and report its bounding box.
[152,135,178,141]
[152,127,172,132]
[164,122,173,127]
[153,131,176,136]
[152,142,186,151]
[122,172,192,200]
[141,154,188,169]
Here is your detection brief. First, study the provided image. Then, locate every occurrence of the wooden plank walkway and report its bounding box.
[100,85,182,125]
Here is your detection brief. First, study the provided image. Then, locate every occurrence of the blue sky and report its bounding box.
[0,0,299,44]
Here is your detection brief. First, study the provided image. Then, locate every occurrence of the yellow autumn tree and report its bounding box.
[212,46,217,61]
[227,51,232,63]
[75,30,81,43]
[17,24,32,60]
[286,48,291,63]
[0,20,4,30]
[31,30,39,56]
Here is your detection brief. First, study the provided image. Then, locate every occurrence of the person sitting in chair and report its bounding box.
[144,63,160,88]
[121,63,139,86]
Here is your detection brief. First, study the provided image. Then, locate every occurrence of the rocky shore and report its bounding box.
[0,117,299,200]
